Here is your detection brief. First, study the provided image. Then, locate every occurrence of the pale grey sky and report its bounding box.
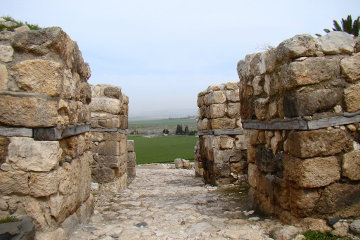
[1,0,359,119]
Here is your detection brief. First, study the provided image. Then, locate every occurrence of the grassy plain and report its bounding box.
[128,135,198,164]
[129,118,197,135]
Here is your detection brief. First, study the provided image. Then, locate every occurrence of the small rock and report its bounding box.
[248,217,260,221]
[174,158,183,168]
[350,219,360,234]
[332,221,349,237]
[271,225,302,240]
[135,222,148,228]
[327,217,340,226]
[14,25,30,33]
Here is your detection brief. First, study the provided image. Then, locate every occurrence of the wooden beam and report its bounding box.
[0,126,33,137]
[33,124,90,141]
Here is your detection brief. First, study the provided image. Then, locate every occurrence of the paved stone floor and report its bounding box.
[69,164,295,240]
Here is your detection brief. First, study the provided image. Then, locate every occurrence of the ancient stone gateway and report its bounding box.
[238,32,360,225]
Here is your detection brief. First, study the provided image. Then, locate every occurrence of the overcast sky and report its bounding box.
[1,0,359,119]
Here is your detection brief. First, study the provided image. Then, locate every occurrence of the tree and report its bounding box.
[316,15,360,37]
[184,125,189,135]
[175,124,183,135]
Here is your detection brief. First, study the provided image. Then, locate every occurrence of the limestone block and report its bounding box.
[78,81,92,104]
[12,27,91,80]
[254,98,268,120]
[284,129,352,158]
[93,155,122,169]
[226,103,240,118]
[259,49,277,74]
[29,171,59,197]
[264,73,281,96]
[91,167,116,183]
[0,94,58,127]
[197,118,210,131]
[127,152,136,167]
[0,170,29,195]
[209,104,226,118]
[234,135,247,150]
[290,187,320,217]
[90,97,121,115]
[344,83,360,112]
[276,34,318,60]
[92,141,121,156]
[211,118,236,129]
[287,56,340,88]
[204,91,226,105]
[213,149,232,177]
[220,136,234,149]
[119,115,128,129]
[270,131,282,154]
[127,140,135,152]
[103,86,121,99]
[0,64,8,90]
[268,101,277,119]
[252,76,264,96]
[315,183,360,217]
[318,31,355,54]
[225,82,238,90]
[283,154,340,188]
[341,53,360,82]
[0,45,14,62]
[238,53,262,78]
[342,150,360,180]
[197,95,204,107]
[225,89,240,102]
[248,163,259,188]
[283,88,343,117]
[60,133,91,159]
[247,146,256,163]
[7,137,62,172]
[11,59,63,96]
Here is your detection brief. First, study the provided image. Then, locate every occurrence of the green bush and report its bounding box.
[0,216,19,224]
[0,16,40,32]
[303,231,351,240]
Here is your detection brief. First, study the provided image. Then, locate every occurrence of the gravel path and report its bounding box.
[70,164,291,240]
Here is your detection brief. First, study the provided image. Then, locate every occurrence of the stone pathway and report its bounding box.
[69,164,298,240]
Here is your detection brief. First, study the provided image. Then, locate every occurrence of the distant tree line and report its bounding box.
[175,124,197,136]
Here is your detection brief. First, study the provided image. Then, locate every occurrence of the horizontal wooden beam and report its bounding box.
[198,129,244,136]
[90,128,128,134]
[34,124,90,141]
[0,126,33,137]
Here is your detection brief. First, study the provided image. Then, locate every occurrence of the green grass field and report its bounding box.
[129,118,197,135]
[128,135,198,164]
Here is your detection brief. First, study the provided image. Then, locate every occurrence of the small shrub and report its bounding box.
[0,216,19,224]
[303,230,351,240]
[0,16,40,32]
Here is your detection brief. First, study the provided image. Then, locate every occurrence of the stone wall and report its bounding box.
[90,84,135,190]
[238,31,360,224]
[196,82,247,185]
[0,27,93,238]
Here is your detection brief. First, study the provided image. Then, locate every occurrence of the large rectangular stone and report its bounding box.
[127,140,134,152]
[204,91,226,105]
[286,56,340,88]
[0,64,8,90]
[29,171,59,197]
[0,170,29,195]
[89,97,121,115]
[92,141,121,156]
[342,150,360,180]
[284,129,352,158]
[0,94,58,127]
[209,104,226,118]
[93,155,123,168]
[11,59,63,96]
[127,152,136,167]
[290,187,320,217]
[211,118,236,129]
[283,154,340,188]
[344,83,360,112]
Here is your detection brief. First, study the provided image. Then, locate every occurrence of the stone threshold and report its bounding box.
[243,111,360,130]
[198,129,244,136]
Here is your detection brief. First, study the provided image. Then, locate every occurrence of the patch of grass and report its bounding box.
[0,16,40,32]
[0,216,19,224]
[129,118,197,135]
[303,231,351,240]
[128,135,198,164]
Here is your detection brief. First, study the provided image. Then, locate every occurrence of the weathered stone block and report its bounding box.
[225,89,240,102]
[341,53,360,82]
[11,59,63,96]
[119,115,128,129]
[60,133,91,159]
[284,129,352,158]
[315,183,360,218]
[127,152,136,167]
[127,140,134,152]
[209,104,226,118]
[220,136,234,149]
[342,150,360,180]
[248,163,259,188]
[211,118,236,129]
[254,98,268,120]
[287,56,340,88]
[283,88,342,117]
[255,145,279,173]
[93,155,122,168]
[283,154,340,188]
[234,135,247,150]
[276,34,318,60]
[197,95,204,107]
[259,49,277,74]
[92,141,121,156]
[344,83,360,112]
[0,94,58,127]
[127,167,136,178]
[290,187,320,217]
[226,103,240,118]
[318,31,355,54]
[29,171,59,197]
[0,170,29,195]
[91,167,116,183]
[7,137,62,172]
[103,86,121,99]
[0,45,14,62]
[0,136,9,165]
[0,64,8,90]
[89,97,121,115]
[204,91,226,105]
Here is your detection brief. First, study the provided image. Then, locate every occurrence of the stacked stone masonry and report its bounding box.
[90,84,135,190]
[0,27,94,238]
[196,82,247,185]
[237,31,360,224]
